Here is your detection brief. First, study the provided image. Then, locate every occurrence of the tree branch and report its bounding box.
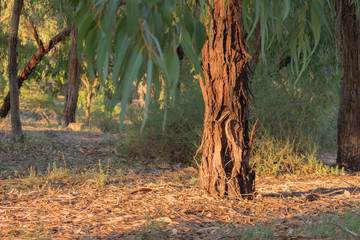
[0,14,11,23]
[23,13,44,52]
[0,28,71,118]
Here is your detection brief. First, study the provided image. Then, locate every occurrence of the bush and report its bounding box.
[117,61,204,165]
[250,58,340,176]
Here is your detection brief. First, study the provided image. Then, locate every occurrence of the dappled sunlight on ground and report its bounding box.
[0,165,359,239]
[0,122,359,239]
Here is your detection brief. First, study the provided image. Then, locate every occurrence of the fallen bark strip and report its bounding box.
[0,28,71,118]
[126,188,153,195]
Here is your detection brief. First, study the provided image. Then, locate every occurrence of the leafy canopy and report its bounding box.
[70,0,331,128]
[243,0,332,83]
[64,0,207,130]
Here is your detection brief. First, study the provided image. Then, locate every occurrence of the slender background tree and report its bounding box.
[8,0,24,141]
[0,29,71,118]
[64,22,80,126]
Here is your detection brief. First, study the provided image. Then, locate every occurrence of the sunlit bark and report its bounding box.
[199,0,256,199]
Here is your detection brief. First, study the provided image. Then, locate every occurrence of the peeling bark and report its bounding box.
[199,0,256,199]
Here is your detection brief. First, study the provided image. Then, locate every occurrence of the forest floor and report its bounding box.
[0,122,360,239]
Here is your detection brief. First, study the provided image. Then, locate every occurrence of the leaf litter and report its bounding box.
[0,123,359,239]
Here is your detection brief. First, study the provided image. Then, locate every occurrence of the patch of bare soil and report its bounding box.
[0,123,119,178]
[0,123,359,239]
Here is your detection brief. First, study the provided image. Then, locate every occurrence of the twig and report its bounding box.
[23,13,45,52]
[126,187,153,195]
[0,14,10,23]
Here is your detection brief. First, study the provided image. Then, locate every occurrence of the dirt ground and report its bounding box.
[0,123,360,239]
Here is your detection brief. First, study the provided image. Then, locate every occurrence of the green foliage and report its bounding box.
[89,160,110,187]
[130,221,169,240]
[0,0,70,103]
[243,0,333,82]
[117,61,204,165]
[228,223,275,240]
[19,84,64,125]
[305,210,360,239]
[250,45,340,176]
[77,81,122,133]
[73,0,208,128]
[46,162,70,181]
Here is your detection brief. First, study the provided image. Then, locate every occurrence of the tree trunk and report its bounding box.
[85,91,91,126]
[8,0,24,141]
[335,0,360,171]
[199,0,256,199]
[64,23,80,126]
[0,29,71,118]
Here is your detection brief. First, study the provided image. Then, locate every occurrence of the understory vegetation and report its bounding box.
[114,56,342,177]
[0,55,354,240]
[1,53,342,177]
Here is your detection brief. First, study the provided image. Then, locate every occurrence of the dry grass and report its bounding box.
[0,167,359,239]
[0,122,360,239]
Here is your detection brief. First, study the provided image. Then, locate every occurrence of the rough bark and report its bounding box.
[0,29,71,118]
[64,23,80,126]
[335,0,360,171]
[199,0,256,199]
[8,0,24,141]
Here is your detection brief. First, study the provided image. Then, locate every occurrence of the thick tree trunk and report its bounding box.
[64,23,80,126]
[8,0,24,141]
[199,0,256,199]
[335,0,360,171]
[0,29,71,118]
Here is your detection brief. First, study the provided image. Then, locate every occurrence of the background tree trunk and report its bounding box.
[8,0,24,141]
[82,76,98,126]
[64,23,80,126]
[249,20,261,72]
[199,0,256,199]
[335,0,360,171]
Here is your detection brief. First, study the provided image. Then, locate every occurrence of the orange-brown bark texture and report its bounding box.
[199,0,255,199]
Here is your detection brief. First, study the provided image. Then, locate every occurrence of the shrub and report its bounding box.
[117,61,204,165]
